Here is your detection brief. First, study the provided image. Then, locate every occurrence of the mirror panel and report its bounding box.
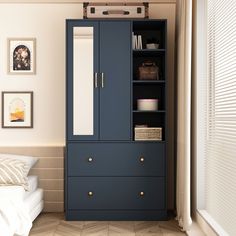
[73,27,94,135]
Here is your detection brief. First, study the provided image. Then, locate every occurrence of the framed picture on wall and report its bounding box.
[2,91,33,128]
[7,38,36,74]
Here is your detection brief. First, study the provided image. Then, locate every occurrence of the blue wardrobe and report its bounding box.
[66,19,168,220]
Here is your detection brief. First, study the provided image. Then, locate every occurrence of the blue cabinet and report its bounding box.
[66,19,168,220]
[67,20,131,141]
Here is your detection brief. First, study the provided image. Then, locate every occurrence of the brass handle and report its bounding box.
[101,72,105,88]
[140,191,145,196]
[88,157,93,162]
[88,191,93,196]
[140,156,145,163]
[94,72,98,88]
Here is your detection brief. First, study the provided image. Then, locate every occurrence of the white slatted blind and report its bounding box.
[205,0,236,235]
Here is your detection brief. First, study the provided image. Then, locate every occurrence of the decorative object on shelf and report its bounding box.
[134,127,162,141]
[146,43,159,49]
[132,33,143,49]
[2,91,33,128]
[8,38,36,75]
[138,61,159,80]
[146,38,159,49]
[137,99,159,111]
[83,2,149,19]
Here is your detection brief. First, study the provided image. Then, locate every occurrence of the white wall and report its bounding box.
[0,4,82,146]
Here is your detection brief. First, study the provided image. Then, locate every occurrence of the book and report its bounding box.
[132,32,136,49]
[134,35,138,49]
[137,35,143,49]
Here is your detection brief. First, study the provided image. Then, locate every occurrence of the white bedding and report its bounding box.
[0,186,25,201]
[0,176,39,200]
[29,200,44,222]
[0,192,32,236]
[24,176,38,199]
[24,188,43,213]
[0,185,44,236]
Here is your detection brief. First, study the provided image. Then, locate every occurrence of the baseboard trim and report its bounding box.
[186,221,206,236]
[66,210,168,221]
[195,211,217,236]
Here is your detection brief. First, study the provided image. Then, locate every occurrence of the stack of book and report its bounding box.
[132,32,143,49]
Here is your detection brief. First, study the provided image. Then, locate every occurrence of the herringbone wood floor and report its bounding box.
[29,213,186,236]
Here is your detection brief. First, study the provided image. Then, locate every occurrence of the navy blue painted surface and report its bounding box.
[68,177,165,210]
[66,19,168,221]
[67,142,165,176]
[67,21,99,141]
[99,21,131,141]
[66,210,167,221]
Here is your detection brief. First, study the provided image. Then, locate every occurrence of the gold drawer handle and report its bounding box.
[88,191,93,196]
[140,191,145,197]
[140,156,145,163]
[88,157,93,162]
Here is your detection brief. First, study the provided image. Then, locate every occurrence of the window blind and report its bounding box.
[205,0,236,235]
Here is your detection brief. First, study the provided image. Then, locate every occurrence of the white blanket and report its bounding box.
[0,188,32,236]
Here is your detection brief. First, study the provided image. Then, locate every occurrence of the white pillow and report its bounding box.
[0,154,38,175]
[0,158,29,190]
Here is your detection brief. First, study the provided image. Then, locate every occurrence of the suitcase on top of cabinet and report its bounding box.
[83,2,149,19]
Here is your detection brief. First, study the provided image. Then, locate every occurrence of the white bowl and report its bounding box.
[137,99,158,111]
[146,43,159,49]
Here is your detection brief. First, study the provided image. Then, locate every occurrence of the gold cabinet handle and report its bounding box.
[88,191,93,196]
[140,191,145,197]
[140,156,145,163]
[88,157,93,162]
[94,72,98,88]
[101,72,105,88]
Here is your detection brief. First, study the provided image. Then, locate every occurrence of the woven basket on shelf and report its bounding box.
[134,127,162,141]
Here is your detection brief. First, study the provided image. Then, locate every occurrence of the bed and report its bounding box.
[0,176,44,235]
[24,176,44,221]
[0,154,44,235]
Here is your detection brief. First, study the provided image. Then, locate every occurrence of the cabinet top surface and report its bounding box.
[66,19,167,23]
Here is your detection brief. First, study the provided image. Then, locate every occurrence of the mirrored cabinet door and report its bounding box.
[67,21,99,140]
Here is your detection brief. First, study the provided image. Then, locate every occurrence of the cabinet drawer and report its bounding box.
[67,143,165,176]
[67,177,165,210]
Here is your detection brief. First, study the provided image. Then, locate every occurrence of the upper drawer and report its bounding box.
[67,142,165,176]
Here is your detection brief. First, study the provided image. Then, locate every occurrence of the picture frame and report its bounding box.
[7,38,36,75]
[2,91,33,128]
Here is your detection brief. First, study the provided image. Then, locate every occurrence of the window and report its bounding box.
[197,0,236,235]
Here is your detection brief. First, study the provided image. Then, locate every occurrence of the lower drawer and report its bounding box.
[67,177,165,210]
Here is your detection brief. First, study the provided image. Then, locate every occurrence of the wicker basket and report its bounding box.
[134,127,162,141]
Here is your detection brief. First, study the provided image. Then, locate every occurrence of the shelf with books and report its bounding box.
[132,20,167,142]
